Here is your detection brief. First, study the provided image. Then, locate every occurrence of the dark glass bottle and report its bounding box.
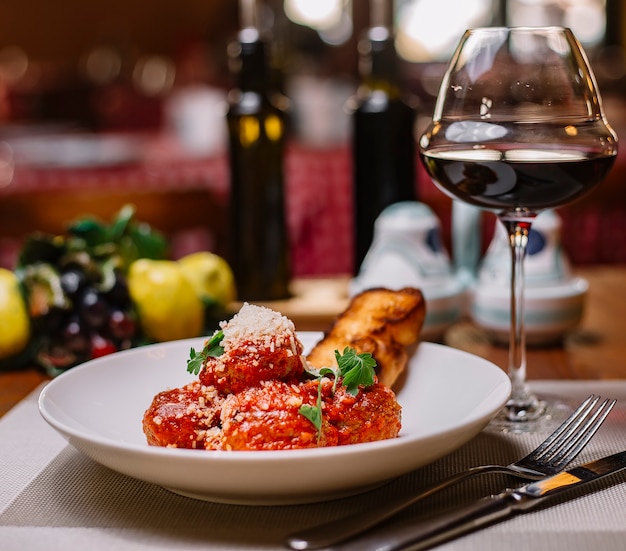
[226,27,291,301]
[350,20,418,273]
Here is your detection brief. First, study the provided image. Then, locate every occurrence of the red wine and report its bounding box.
[421,147,615,212]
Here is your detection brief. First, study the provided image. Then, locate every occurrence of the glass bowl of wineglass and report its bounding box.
[419,27,618,425]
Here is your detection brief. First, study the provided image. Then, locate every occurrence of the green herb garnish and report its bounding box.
[299,347,377,438]
[335,347,376,396]
[299,390,323,434]
[186,330,225,375]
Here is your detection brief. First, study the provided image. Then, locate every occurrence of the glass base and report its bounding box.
[504,396,546,423]
[488,396,572,434]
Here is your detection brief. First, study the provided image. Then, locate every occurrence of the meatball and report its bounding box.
[215,378,401,451]
[199,303,306,394]
[217,380,338,450]
[325,383,402,445]
[142,381,223,449]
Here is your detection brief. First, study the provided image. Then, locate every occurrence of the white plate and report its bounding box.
[39,333,511,505]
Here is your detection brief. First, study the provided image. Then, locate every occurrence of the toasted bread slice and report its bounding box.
[306,287,426,387]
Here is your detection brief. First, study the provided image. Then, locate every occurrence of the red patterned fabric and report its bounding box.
[1,136,625,275]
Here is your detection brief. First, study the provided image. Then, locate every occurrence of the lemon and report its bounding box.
[127,259,204,342]
[177,251,236,307]
[0,268,31,360]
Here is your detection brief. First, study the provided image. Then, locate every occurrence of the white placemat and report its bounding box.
[1,380,626,551]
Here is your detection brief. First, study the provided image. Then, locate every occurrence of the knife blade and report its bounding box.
[327,450,626,551]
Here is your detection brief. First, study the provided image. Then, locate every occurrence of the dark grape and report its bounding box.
[108,309,136,341]
[60,268,88,297]
[80,288,110,328]
[62,316,90,355]
[104,270,131,308]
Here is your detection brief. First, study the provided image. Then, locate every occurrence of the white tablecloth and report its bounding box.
[1,380,626,551]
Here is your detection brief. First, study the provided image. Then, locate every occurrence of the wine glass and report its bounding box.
[419,27,618,424]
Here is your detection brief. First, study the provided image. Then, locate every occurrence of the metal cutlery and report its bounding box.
[331,449,626,551]
[286,395,615,550]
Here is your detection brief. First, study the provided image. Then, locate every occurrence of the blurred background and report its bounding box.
[0,0,625,276]
[1,0,623,131]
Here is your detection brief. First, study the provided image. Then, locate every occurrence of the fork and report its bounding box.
[286,394,616,551]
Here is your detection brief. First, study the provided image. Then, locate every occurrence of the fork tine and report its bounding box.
[524,395,616,470]
[547,398,616,470]
[524,395,600,462]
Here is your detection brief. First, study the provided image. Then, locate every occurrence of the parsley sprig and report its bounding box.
[299,387,324,434]
[335,347,377,396]
[299,347,377,437]
[186,330,225,375]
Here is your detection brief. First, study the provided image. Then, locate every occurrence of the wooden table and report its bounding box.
[2,265,625,418]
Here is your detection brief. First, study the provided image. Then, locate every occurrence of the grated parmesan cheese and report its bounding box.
[219,303,299,352]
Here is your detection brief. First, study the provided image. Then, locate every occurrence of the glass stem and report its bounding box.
[501,216,543,421]
[507,220,529,393]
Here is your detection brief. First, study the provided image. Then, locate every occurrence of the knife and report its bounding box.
[308,450,626,551]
